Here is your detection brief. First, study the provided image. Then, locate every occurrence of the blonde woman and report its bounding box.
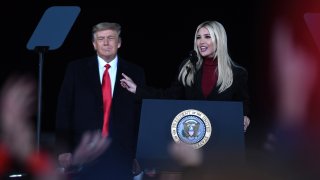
[121,21,250,131]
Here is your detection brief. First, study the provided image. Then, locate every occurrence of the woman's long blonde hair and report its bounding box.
[178,21,235,93]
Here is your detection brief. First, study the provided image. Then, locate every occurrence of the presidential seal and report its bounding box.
[171,109,212,149]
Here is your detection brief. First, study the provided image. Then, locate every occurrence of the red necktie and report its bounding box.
[102,64,112,137]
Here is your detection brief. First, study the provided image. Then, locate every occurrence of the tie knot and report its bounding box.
[105,64,111,69]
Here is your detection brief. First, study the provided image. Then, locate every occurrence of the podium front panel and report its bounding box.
[136,99,245,171]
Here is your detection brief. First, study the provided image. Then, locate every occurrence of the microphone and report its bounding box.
[188,50,198,67]
[185,50,198,73]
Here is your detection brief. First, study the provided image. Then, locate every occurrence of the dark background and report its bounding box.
[2,0,318,151]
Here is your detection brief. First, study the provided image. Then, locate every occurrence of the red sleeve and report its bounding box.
[0,144,11,175]
[25,151,55,175]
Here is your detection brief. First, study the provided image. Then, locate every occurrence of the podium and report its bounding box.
[136,99,245,172]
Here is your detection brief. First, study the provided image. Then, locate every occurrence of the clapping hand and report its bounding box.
[58,131,111,172]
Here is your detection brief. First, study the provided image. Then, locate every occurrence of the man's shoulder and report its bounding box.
[118,58,145,83]
[119,57,143,71]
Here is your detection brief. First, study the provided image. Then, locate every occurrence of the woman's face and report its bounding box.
[196,27,216,58]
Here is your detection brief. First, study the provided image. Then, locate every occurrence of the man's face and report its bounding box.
[93,29,121,62]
